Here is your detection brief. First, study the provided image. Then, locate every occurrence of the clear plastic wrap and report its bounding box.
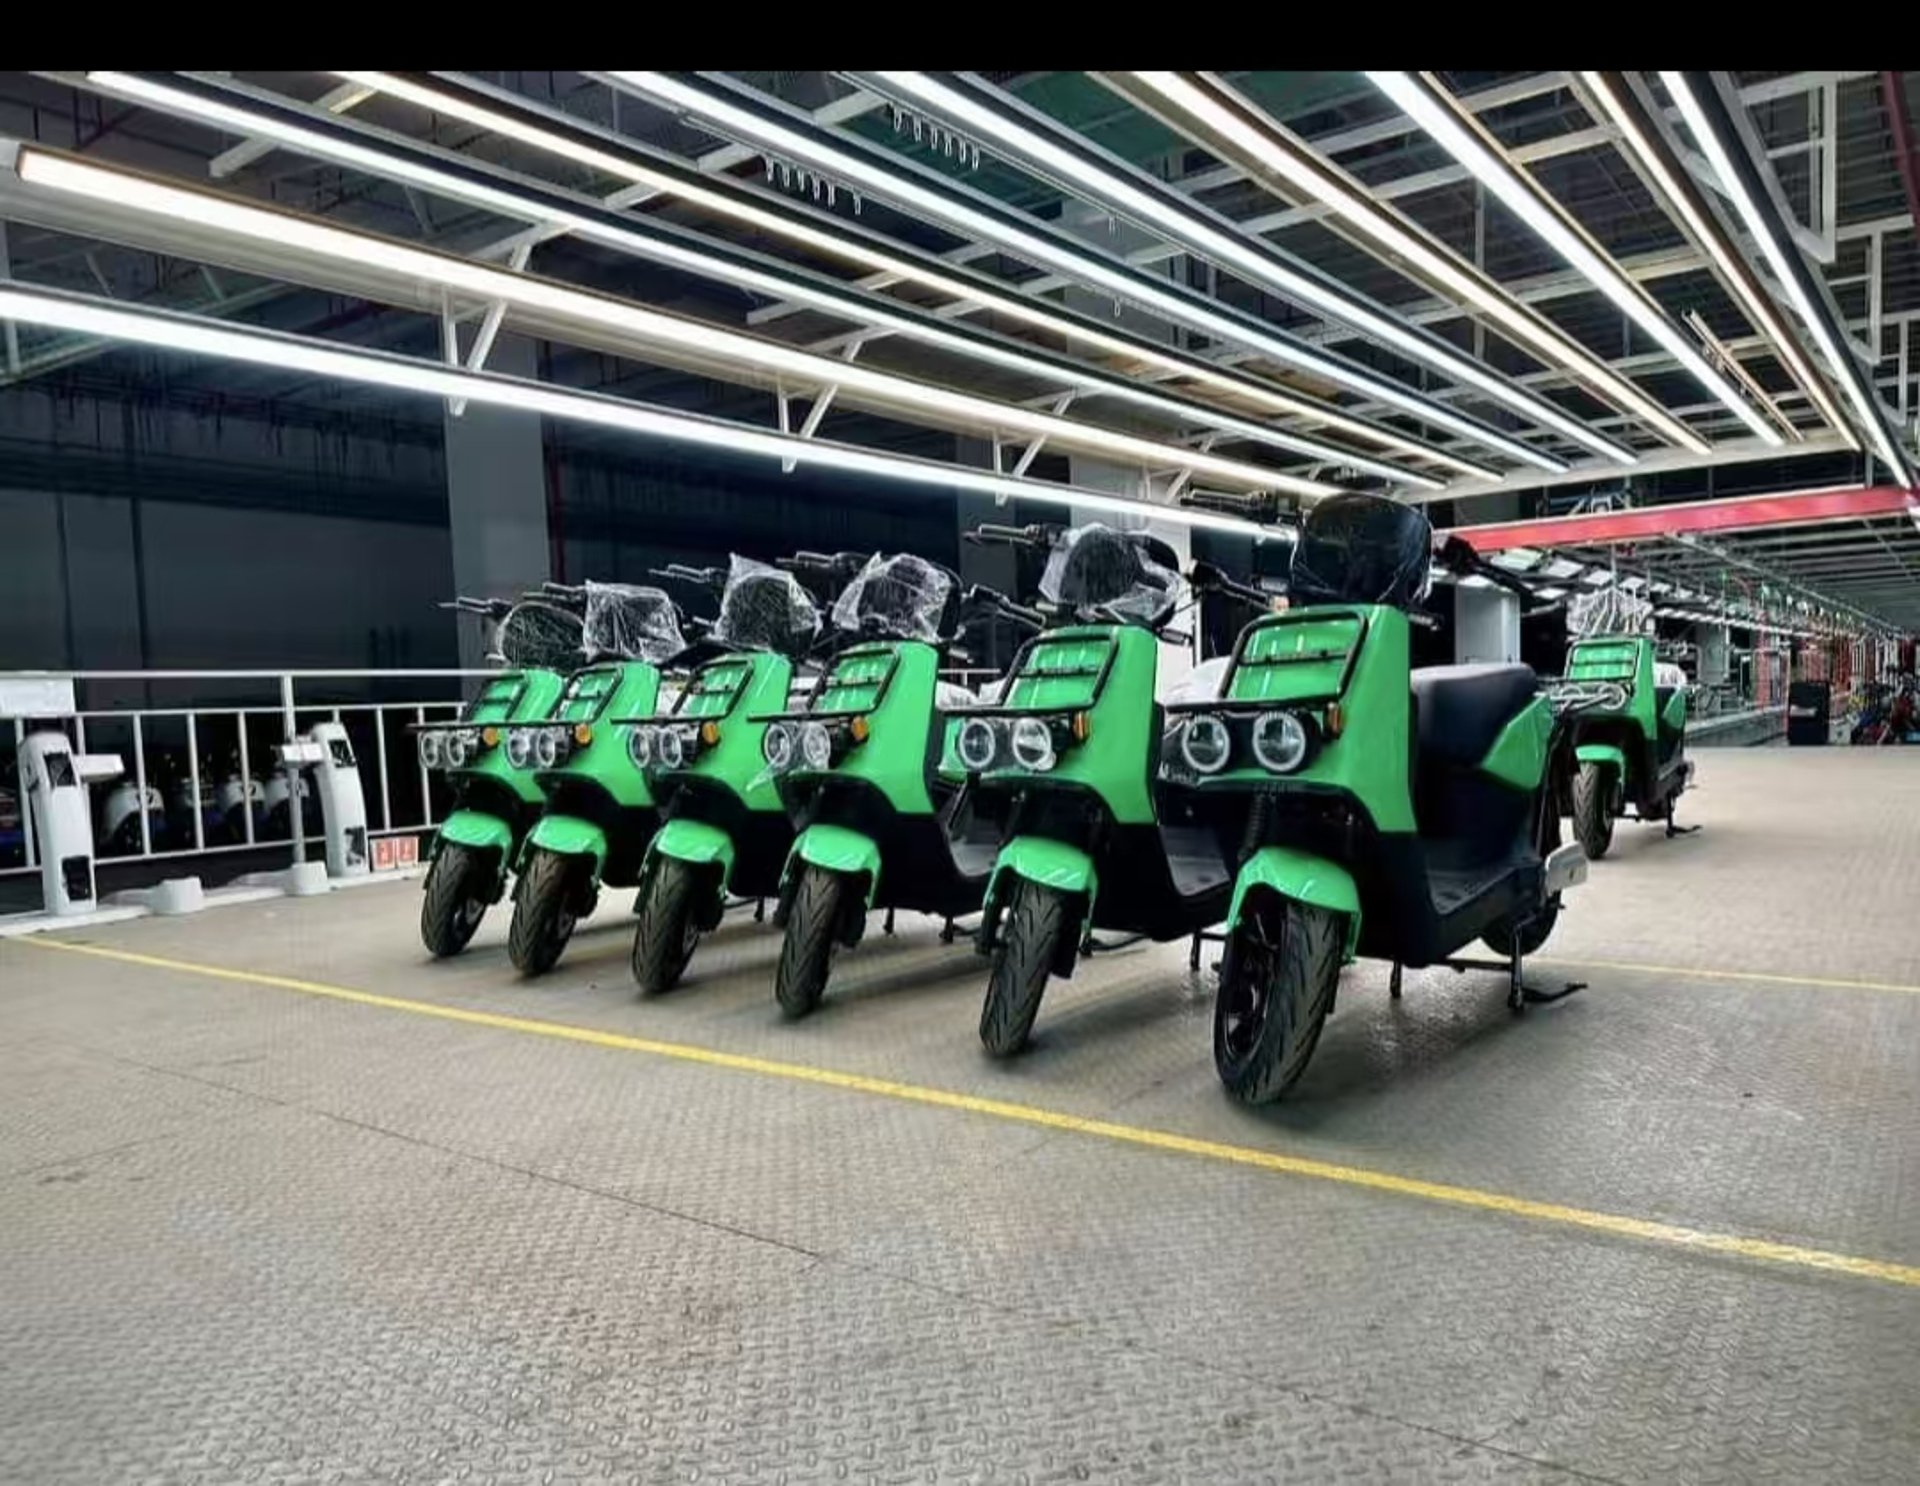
[1289,493,1433,608]
[1567,586,1654,638]
[495,600,587,670]
[713,555,822,656]
[582,581,686,663]
[830,552,954,642]
[1039,524,1185,627]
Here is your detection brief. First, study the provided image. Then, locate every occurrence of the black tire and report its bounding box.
[507,848,580,977]
[980,879,1069,1057]
[1571,761,1614,860]
[1481,894,1561,958]
[420,841,495,958]
[631,856,704,995]
[1213,896,1344,1105]
[774,866,848,1020]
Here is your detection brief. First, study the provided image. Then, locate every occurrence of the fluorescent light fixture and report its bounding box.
[331,71,1446,489]
[0,284,1285,537]
[603,70,1568,473]
[1658,71,1913,481]
[1574,72,1856,448]
[14,145,1326,500]
[1367,71,1781,452]
[1119,71,1709,455]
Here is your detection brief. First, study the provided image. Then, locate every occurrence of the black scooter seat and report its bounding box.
[1411,663,1538,767]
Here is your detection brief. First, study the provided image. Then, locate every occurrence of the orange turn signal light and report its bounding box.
[573,723,594,747]
[1324,703,1343,738]
[699,720,722,748]
[1070,711,1093,742]
[848,715,871,744]
[480,726,501,748]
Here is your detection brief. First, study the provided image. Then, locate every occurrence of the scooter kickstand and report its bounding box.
[939,916,955,945]
[1189,931,1202,973]
[754,897,767,923]
[1389,962,1403,1000]
[884,907,896,936]
[1665,805,1701,839]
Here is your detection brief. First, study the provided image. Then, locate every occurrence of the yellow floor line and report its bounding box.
[1535,956,1920,997]
[16,935,1920,1290]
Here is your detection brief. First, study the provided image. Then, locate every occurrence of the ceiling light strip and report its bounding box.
[331,70,1439,490]
[12,145,1321,499]
[600,70,1568,473]
[1115,71,1712,455]
[1365,71,1783,451]
[1573,71,1856,448]
[0,284,1281,537]
[1659,71,1916,486]
[853,70,1634,467]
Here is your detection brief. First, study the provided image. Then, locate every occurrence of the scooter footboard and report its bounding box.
[1228,847,1362,961]
[980,838,1098,977]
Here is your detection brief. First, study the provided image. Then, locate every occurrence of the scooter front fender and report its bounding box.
[647,816,736,888]
[789,823,883,908]
[436,807,516,860]
[983,837,1098,968]
[1229,847,1361,961]
[1575,743,1627,775]
[525,813,609,876]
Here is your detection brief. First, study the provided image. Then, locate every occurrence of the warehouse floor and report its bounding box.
[4,749,1918,1484]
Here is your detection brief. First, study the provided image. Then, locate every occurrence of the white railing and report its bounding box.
[0,668,493,880]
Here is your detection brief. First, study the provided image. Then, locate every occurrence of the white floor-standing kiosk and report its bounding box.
[4,678,125,916]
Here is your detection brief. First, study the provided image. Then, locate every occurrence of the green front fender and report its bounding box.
[525,813,609,875]
[1575,743,1628,774]
[983,836,1099,976]
[1229,847,1362,961]
[788,823,884,907]
[648,816,736,889]
[436,807,516,858]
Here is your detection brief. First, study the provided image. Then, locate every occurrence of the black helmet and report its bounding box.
[1289,494,1433,609]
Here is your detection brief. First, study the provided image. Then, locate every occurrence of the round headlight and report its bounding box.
[1179,714,1231,775]
[1251,711,1309,773]
[799,721,833,771]
[1009,716,1057,772]
[956,717,999,773]
[656,727,686,770]
[442,731,473,769]
[505,729,534,769]
[417,730,444,770]
[532,729,559,769]
[762,722,795,771]
[627,726,653,769]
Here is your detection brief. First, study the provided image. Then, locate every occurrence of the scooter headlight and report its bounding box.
[417,730,444,770]
[442,731,473,769]
[628,726,654,769]
[956,717,1000,773]
[1251,711,1309,773]
[799,721,833,772]
[1009,716,1057,772]
[532,729,560,769]
[762,722,795,771]
[656,726,686,770]
[505,729,534,769]
[1179,714,1232,775]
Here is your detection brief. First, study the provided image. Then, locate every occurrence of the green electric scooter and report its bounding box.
[416,592,586,958]
[1559,632,1695,858]
[756,551,1026,1017]
[1164,494,1594,1104]
[503,582,687,976]
[952,523,1238,1057]
[623,557,823,994]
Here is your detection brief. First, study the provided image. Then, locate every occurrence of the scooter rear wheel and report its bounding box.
[775,866,848,1020]
[632,857,704,995]
[1571,762,1614,860]
[980,879,1067,1057]
[1214,896,1343,1105]
[420,842,493,958]
[508,848,580,977]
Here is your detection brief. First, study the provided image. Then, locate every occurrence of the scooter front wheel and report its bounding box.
[632,857,704,995]
[1571,762,1614,860]
[775,866,848,1020]
[420,842,493,958]
[508,848,581,977]
[980,879,1068,1057]
[1214,896,1343,1106]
